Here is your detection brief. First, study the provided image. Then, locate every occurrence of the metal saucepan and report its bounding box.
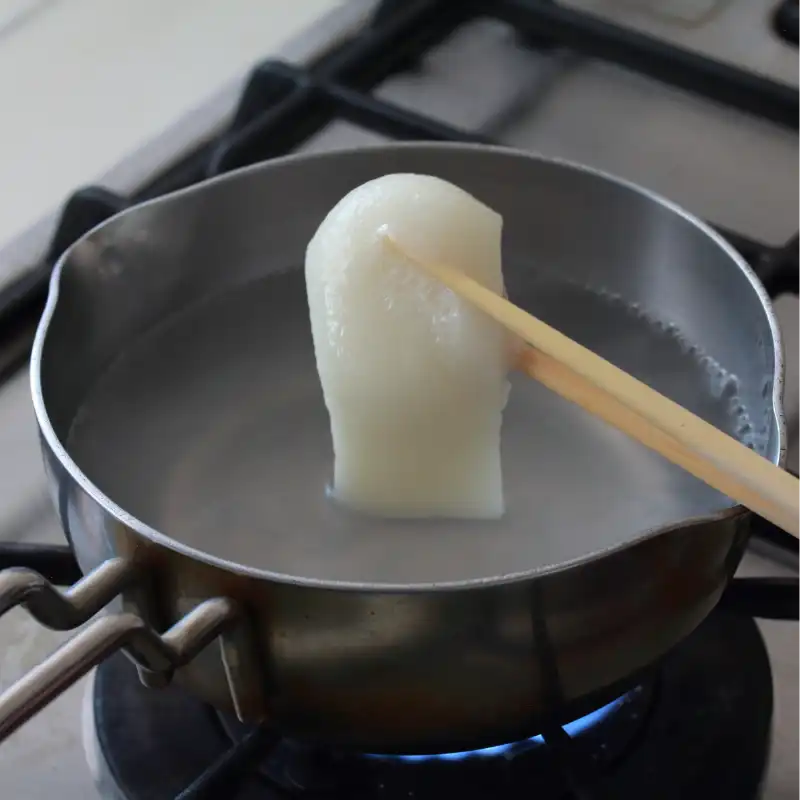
[0,143,785,753]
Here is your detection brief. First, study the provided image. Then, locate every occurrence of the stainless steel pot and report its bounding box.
[0,143,785,753]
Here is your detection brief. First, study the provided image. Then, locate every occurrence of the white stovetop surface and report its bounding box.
[0,0,366,283]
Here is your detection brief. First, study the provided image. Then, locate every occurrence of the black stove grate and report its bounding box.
[174,728,286,800]
[494,0,797,126]
[0,2,797,796]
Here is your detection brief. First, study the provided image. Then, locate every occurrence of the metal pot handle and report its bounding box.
[0,556,240,743]
[0,596,238,744]
[0,556,135,629]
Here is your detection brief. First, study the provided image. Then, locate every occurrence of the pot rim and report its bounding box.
[30,142,786,592]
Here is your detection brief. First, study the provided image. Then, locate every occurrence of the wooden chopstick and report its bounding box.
[384,233,799,537]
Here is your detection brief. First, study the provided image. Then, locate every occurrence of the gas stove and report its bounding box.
[0,1,796,798]
[83,609,773,800]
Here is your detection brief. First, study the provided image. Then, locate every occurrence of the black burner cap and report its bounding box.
[773,0,799,46]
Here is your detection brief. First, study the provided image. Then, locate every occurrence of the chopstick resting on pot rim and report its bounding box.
[383,233,800,538]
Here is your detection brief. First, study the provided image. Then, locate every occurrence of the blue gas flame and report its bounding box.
[368,693,627,763]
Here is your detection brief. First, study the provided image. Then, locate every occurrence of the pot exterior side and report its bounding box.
[46,436,749,753]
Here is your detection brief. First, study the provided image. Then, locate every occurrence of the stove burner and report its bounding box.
[216,684,650,794]
[86,610,773,799]
[363,693,630,763]
[772,0,799,46]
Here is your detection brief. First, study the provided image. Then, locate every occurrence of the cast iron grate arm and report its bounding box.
[174,727,292,800]
[491,0,798,129]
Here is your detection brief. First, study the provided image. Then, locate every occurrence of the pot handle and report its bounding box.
[0,556,136,629]
[0,597,238,744]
